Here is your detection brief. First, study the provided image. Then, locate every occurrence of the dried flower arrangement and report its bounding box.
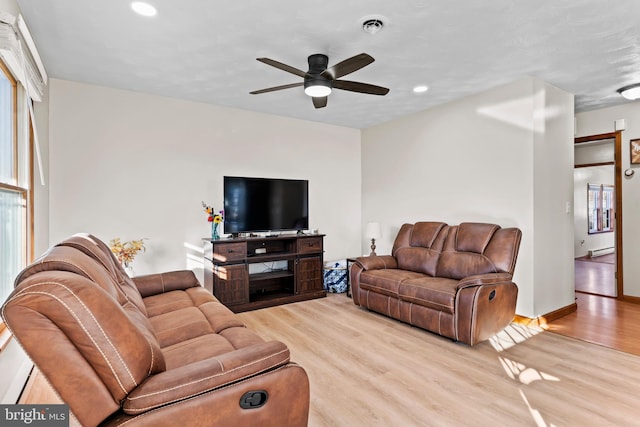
[109,238,146,266]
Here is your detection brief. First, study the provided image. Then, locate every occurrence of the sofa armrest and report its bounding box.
[456,274,518,345]
[351,256,397,306]
[123,341,290,414]
[355,255,398,271]
[132,270,201,297]
[456,273,514,291]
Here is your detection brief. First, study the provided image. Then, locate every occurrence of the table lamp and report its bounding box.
[366,222,382,256]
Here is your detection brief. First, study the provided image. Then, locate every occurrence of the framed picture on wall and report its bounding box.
[631,138,640,164]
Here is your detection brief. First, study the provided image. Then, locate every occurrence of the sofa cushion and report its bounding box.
[123,341,290,415]
[456,223,499,254]
[395,247,442,277]
[436,224,500,280]
[393,222,447,276]
[57,233,151,316]
[143,290,196,317]
[162,334,239,370]
[14,246,128,305]
[410,222,447,247]
[398,276,458,314]
[437,252,497,280]
[359,269,426,298]
[149,306,215,348]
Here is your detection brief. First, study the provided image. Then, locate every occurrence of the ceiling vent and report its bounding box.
[360,15,387,35]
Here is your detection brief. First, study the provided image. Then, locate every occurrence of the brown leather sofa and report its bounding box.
[1,234,309,426]
[350,222,522,346]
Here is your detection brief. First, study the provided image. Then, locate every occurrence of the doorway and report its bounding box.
[574,131,623,298]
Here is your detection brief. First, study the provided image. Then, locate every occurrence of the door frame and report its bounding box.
[574,131,623,298]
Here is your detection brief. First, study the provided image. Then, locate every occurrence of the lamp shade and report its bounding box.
[366,222,381,239]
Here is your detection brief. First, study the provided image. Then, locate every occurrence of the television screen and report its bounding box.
[224,176,309,234]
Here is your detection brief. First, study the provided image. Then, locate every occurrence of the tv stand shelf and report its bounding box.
[204,234,326,312]
[246,253,297,262]
[250,269,293,280]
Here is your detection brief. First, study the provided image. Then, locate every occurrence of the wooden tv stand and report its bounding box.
[204,234,326,312]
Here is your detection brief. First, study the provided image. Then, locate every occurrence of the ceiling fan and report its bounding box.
[250,53,389,109]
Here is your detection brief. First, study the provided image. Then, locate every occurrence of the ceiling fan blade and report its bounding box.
[256,58,307,78]
[250,82,303,95]
[312,96,327,109]
[333,80,389,96]
[323,53,374,79]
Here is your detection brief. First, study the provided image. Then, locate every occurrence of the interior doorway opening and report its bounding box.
[574,131,623,298]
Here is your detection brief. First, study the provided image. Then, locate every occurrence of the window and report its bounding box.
[588,184,614,234]
[0,58,32,315]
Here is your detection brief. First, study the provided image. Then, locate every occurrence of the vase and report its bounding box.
[212,222,220,240]
[123,262,135,277]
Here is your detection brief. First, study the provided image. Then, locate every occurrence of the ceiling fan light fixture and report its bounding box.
[304,79,332,97]
[617,83,640,100]
[131,1,157,17]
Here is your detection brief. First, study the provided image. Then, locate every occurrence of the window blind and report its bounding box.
[0,12,47,102]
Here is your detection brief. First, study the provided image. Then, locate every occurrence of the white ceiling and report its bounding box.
[15,0,640,129]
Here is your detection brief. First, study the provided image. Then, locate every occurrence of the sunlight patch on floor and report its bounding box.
[489,322,545,352]
[520,389,557,427]
[490,324,560,427]
[498,356,560,385]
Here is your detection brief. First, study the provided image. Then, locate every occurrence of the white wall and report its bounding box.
[576,101,640,297]
[0,0,19,15]
[361,77,575,318]
[48,79,362,281]
[531,81,575,316]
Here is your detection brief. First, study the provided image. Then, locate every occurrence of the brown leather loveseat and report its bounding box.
[1,234,309,426]
[350,222,522,346]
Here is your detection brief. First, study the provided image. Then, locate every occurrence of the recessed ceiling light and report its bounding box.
[413,85,429,93]
[131,2,157,17]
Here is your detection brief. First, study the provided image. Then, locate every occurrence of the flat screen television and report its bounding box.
[223,176,309,234]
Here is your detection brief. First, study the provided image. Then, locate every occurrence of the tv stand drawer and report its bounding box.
[298,237,323,254]
[213,242,246,262]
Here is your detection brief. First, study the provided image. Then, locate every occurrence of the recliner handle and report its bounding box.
[240,390,269,409]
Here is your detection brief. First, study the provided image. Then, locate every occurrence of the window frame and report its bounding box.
[0,57,34,352]
[588,183,615,234]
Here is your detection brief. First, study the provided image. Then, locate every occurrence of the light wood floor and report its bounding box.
[548,253,640,356]
[546,292,640,356]
[19,294,640,426]
[574,257,615,296]
[238,295,640,426]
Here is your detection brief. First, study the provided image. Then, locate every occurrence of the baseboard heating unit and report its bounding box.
[588,247,615,258]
